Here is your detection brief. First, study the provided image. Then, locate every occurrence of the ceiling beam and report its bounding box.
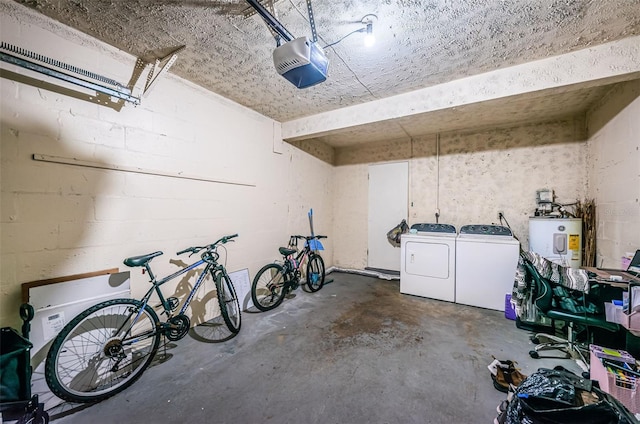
[281,35,640,141]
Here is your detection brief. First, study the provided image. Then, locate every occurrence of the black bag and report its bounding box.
[386,219,409,247]
[505,366,636,424]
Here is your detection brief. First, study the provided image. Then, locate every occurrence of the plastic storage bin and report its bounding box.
[0,327,33,402]
[504,294,516,320]
[605,370,639,414]
[590,345,640,414]
[604,285,640,336]
[1,305,49,423]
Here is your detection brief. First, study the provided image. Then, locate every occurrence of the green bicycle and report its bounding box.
[45,234,241,403]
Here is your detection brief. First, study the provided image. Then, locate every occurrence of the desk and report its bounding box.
[583,266,640,287]
[584,267,640,358]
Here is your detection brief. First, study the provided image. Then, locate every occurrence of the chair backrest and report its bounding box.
[521,253,620,332]
[523,259,555,313]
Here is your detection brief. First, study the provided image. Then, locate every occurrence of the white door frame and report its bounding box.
[367,161,409,272]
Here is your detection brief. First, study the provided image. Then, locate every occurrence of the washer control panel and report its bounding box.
[410,223,457,234]
[459,224,512,236]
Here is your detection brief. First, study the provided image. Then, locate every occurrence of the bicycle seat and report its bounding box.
[279,247,297,257]
[124,251,163,267]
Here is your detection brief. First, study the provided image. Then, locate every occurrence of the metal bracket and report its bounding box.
[306,0,318,43]
[143,45,185,97]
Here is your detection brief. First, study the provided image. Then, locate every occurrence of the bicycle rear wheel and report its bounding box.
[251,263,287,311]
[45,299,160,403]
[216,271,241,334]
[306,253,325,292]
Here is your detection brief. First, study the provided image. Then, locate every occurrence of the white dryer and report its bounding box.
[455,225,520,311]
[400,223,457,301]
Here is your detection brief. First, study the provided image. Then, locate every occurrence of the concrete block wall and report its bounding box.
[586,80,640,267]
[2,0,637,330]
[332,119,588,269]
[0,2,333,328]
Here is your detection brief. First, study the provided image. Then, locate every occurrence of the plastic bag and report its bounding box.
[386,219,409,247]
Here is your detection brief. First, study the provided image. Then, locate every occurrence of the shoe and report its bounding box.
[491,358,527,393]
[488,358,501,376]
[492,374,509,393]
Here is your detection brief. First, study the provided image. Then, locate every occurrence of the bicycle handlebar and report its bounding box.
[177,233,239,256]
[176,247,196,255]
[212,233,238,247]
[292,235,327,240]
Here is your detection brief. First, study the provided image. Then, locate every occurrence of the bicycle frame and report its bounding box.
[44,234,240,405]
[121,255,224,343]
[283,245,311,277]
[146,259,218,316]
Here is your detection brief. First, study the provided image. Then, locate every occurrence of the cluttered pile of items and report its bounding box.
[488,352,638,423]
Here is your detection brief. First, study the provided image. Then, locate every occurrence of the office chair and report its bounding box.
[522,256,620,366]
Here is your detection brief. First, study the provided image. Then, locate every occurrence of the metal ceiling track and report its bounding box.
[244,0,319,44]
[0,41,140,105]
[245,0,294,42]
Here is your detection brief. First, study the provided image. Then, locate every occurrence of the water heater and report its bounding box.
[529,217,583,268]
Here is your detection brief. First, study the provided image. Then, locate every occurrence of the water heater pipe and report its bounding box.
[435,133,441,223]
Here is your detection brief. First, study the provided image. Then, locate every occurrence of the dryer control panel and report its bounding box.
[410,223,457,234]
[459,224,512,237]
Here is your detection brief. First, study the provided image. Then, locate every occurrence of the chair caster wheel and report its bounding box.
[531,337,540,344]
[529,350,539,359]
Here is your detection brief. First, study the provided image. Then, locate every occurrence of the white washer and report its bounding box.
[455,224,520,311]
[400,223,457,301]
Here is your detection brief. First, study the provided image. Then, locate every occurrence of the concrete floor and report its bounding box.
[48,272,583,424]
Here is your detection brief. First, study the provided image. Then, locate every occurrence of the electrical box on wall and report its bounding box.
[535,188,554,215]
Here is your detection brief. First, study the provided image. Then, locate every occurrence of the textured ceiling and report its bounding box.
[309,83,620,147]
[10,0,640,147]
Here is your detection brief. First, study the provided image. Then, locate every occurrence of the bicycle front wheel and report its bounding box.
[45,298,160,403]
[251,263,287,312]
[216,272,242,334]
[306,253,325,292]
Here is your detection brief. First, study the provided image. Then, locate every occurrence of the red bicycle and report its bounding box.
[251,235,327,312]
